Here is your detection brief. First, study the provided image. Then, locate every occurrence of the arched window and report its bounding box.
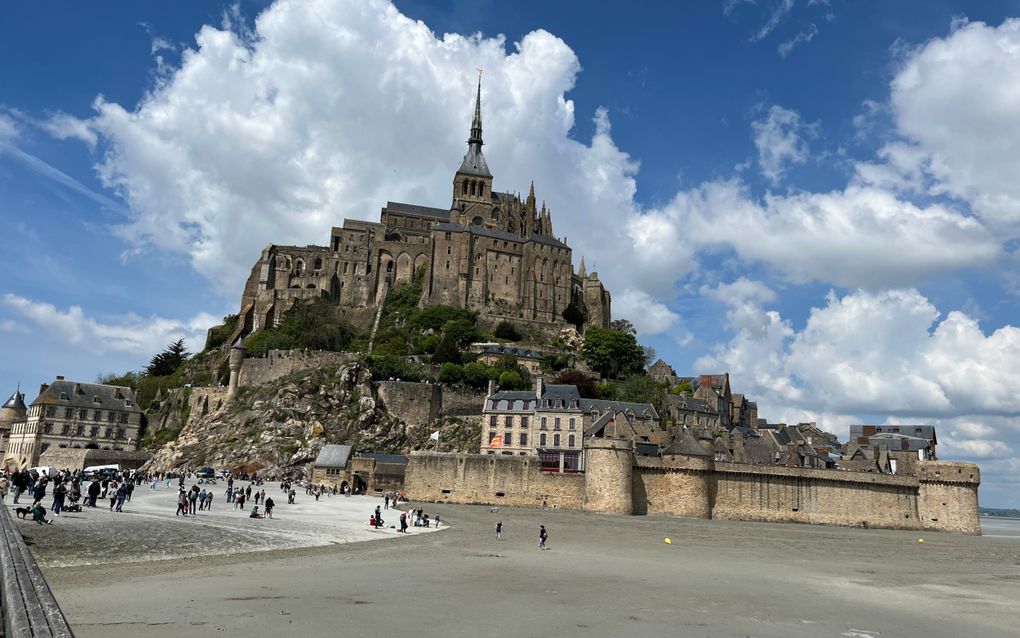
[295,259,304,275]
[462,180,468,195]
[313,258,322,270]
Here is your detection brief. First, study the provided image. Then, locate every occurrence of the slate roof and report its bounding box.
[479,344,543,360]
[314,444,352,468]
[356,452,408,465]
[664,395,716,414]
[849,424,937,445]
[582,398,658,418]
[384,201,451,221]
[431,223,569,249]
[489,391,536,401]
[663,428,712,457]
[2,390,26,411]
[31,380,140,412]
[540,384,581,402]
[458,144,491,177]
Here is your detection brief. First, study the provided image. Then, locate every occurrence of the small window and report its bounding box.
[445,232,452,240]
[93,396,101,404]
[505,416,513,428]
[520,433,528,446]
[521,416,529,428]
[60,392,69,401]
[569,417,576,430]
[125,399,133,407]
[503,433,511,446]
[568,434,575,447]
[554,418,561,430]
[540,433,547,446]
[553,434,560,447]
[541,417,547,429]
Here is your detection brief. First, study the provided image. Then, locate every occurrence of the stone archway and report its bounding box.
[395,252,413,284]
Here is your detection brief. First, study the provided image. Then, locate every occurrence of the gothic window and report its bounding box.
[472,216,483,226]
[295,260,304,275]
[462,181,468,195]
[492,208,500,221]
[313,258,322,270]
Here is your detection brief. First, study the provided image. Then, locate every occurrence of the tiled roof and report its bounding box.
[314,444,352,468]
[479,344,543,360]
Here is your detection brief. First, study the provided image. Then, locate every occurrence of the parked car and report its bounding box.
[195,467,216,479]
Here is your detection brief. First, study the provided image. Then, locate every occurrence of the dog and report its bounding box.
[14,507,32,519]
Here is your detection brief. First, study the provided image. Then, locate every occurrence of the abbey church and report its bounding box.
[232,78,611,340]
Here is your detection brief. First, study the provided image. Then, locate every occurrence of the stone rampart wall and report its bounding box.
[708,462,922,530]
[405,450,981,534]
[377,381,442,426]
[38,448,151,472]
[238,350,355,388]
[405,453,584,509]
[439,387,486,418]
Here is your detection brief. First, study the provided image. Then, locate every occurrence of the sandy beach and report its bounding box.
[18,484,1020,638]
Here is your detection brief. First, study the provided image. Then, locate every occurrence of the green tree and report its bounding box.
[437,362,464,384]
[462,362,492,389]
[442,318,482,347]
[204,314,239,350]
[432,332,462,364]
[616,373,670,415]
[146,339,191,377]
[562,302,586,330]
[493,320,522,341]
[609,319,637,335]
[670,381,693,395]
[581,327,646,379]
[498,370,525,390]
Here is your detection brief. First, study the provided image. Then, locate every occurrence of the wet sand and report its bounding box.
[20,485,1020,638]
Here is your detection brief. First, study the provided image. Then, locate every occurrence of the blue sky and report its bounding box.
[2,0,1020,505]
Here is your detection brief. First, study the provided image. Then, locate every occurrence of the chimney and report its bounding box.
[39,383,49,396]
[786,442,800,467]
[535,375,544,398]
[699,374,713,388]
[56,375,64,381]
[486,378,496,397]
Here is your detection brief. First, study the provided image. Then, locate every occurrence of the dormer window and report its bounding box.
[60,392,69,401]
[93,396,101,404]
[125,400,133,407]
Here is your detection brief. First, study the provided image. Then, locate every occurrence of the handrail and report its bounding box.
[0,505,75,637]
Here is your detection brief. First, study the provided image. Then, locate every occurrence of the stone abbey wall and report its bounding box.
[377,381,442,427]
[405,451,981,534]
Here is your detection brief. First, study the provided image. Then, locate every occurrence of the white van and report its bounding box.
[28,466,59,478]
[83,464,121,478]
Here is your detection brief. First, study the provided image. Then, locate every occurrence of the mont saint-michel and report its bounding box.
[1,2,1019,637]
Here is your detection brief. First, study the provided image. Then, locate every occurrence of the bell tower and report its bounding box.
[452,71,494,225]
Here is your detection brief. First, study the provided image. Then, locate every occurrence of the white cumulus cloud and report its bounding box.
[3,293,217,357]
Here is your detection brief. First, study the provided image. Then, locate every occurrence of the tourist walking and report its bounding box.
[538,525,548,550]
[264,496,274,519]
[399,511,408,533]
[87,479,100,507]
[495,521,502,541]
[384,494,389,510]
[115,484,127,512]
[176,489,188,516]
[0,474,8,501]
[51,482,66,516]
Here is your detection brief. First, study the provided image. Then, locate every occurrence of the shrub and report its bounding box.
[462,362,492,389]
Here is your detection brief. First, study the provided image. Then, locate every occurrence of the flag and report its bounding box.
[490,435,503,448]
[429,431,440,441]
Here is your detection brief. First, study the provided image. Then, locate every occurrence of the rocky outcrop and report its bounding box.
[144,362,480,479]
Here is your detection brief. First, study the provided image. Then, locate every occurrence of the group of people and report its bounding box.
[171,475,275,520]
[371,501,439,533]
[1,466,147,525]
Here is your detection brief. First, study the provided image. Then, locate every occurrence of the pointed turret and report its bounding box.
[578,257,587,278]
[469,74,483,147]
[526,181,536,213]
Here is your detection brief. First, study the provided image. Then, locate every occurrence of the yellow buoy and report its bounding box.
[664,537,672,545]
[918,538,925,544]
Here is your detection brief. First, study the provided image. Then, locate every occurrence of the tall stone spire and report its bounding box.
[579,257,587,278]
[468,72,483,147]
[526,181,536,213]
[456,71,491,178]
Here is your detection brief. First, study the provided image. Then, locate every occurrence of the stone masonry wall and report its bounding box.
[709,462,922,530]
[405,452,584,509]
[405,450,981,534]
[238,350,355,388]
[376,381,442,426]
[439,386,486,418]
